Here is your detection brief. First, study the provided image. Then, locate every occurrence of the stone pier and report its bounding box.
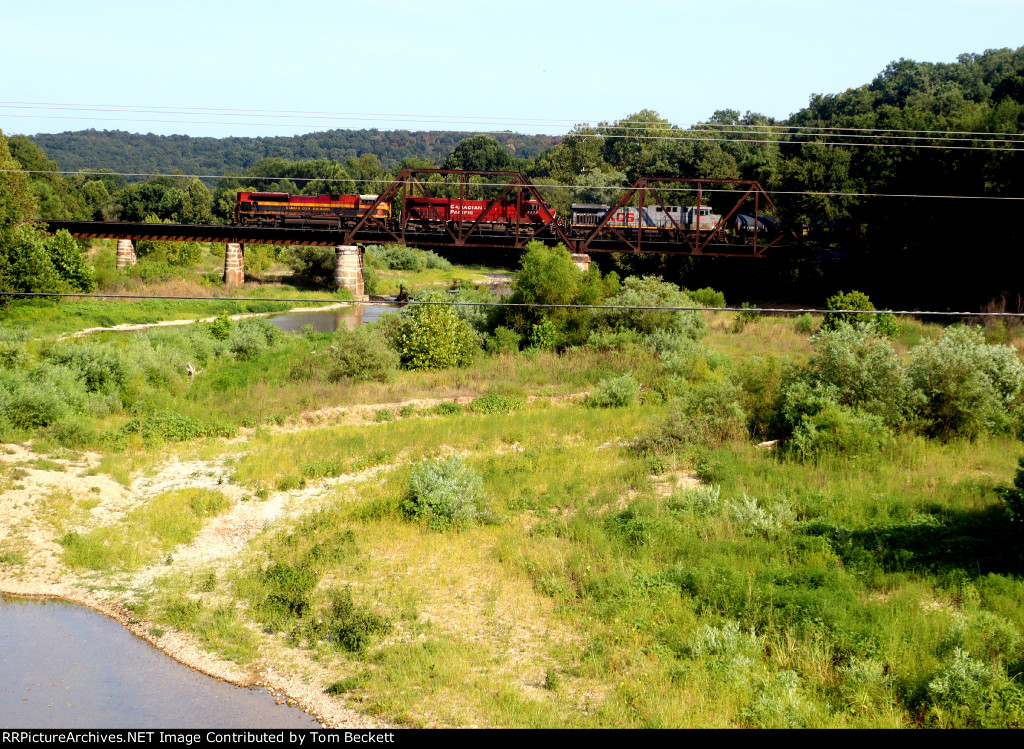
[224,243,244,285]
[571,253,591,273]
[115,239,137,268]
[334,245,367,300]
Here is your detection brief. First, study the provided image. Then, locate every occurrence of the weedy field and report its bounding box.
[2,250,1024,728]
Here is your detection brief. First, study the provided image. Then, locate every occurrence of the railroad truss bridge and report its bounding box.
[41,170,795,299]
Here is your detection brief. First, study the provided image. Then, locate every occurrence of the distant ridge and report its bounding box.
[28,128,562,177]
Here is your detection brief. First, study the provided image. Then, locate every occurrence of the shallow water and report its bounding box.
[266,306,390,333]
[0,595,320,728]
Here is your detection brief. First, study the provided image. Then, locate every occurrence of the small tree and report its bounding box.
[395,301,478,370]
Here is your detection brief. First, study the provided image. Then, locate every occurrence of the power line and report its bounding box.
[7,100,1024,141]
[2,291,1022,318]
[5,169,1023,202]
[5,112,1024,153]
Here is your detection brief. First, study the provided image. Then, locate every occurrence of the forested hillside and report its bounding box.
[27,129,561,177]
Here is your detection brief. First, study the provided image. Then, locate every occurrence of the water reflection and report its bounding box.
[267,306,391,333]
[0,595,319,728]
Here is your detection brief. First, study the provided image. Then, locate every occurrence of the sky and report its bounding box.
[3,0,1023,140]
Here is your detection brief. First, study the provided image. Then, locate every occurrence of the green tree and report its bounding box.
[442,135,515,172]
[45,230,97,292]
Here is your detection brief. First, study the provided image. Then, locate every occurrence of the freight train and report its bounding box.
[233,191,777,239]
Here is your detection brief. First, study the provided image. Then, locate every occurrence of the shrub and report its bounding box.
[429,401,463,416]
[668,484,723,516]
[395,301,478,370]
[642,380,746,451]
[822,290,899,338]
[486,326,521,354]
[805,323,918,429]
[320,587,392,652]
[599,275,706,340]
[45,230,97,292]
[366,244,425,272]
[528,319,558,350]
[728,495,794,538]
[470,393,524,414]
[401,455,486,531]
[228,318,282,362]
[208,315,232,341]
[587,372,640,408]
[251,562,319,630]
[909,325,1024,439]
[794,313,815,334]
[686,286,726,308]
[731,303,760,333]
[326,326,399,383]
[782,382,893,460]
[281,246,336,286]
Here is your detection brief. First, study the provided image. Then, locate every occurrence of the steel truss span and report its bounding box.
[41,170,795,257]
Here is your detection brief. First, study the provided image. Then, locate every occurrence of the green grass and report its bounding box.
[60,488,230,570]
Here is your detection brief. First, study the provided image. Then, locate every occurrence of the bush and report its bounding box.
[401,455,486,531]
[281,246,336,286]
[637,380,746,453]
[395,301,478,370]
[320,587,392,652]
[485,326,521,354]
[228,318,282,362]
[45,230,97,292]
[794,313,815,334]
[909,325,1024,440]
[731,303,760,333]
[822,290,899,338]
[429,401,463,416]
[528,319,558,350]
[782,382,893,460]
[470,393,524,414]
[325,326,399,383]
[686,287,726,308]
[598,275,706,340]
[366,244,425,272]
[806,323,918,429]
[587,372,640,408]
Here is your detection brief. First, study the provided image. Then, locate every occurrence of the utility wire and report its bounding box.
[5,112,1024,153]
[1,292,1021,318]
[7,100,1024,141]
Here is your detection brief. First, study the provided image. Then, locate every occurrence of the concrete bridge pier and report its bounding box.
[115,239,137,268]
[571,253,591,273]
[224,243,244,285]
[335,245,367,300]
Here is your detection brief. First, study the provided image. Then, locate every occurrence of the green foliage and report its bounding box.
[208,315,232,340]
[113,410,233,445]
[429,401,463,416]
[528,319,558,350]
[823,290,899,338]
[485,326,521,354]
[505,240,617,347]
[997,457,1024,523]
[470,393,524,415]
[312,587,392,653]
[598,275,706,340]
[731,303,761,333]
[281,246,336,286]
[228,318,283,362]
[686,287,726,308]
[395,301,478,370]
[908,325,1024,440]
[325,326,399,383]
[252,562,319,630]
[805,323,919,429]
[364,244,452,273]
[587,372,640,408]
[44,230,96,292]
[134,216,203,267]
[401,455,487,531]
[639,380,746,452]
[794,313,815,334]
[781,382,893,460]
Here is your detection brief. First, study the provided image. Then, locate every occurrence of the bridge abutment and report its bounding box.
[224,243,244,285]
[115,239,137,268]
[335,245,367,300]
[571,253,591,273]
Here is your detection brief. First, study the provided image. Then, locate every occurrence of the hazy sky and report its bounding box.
[3,0,1022,138]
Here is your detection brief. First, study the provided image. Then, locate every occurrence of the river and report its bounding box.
[0,595,320,728]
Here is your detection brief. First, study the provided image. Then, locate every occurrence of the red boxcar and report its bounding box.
[405,196,555,226]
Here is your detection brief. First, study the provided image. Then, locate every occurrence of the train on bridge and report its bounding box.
[233,191,774,240]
